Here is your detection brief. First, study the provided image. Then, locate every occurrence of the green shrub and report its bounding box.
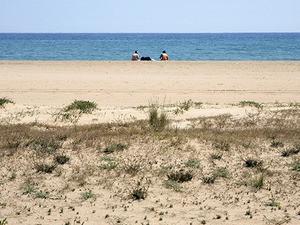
[149,106,168,131]
[288,159,300,171]
[163,180,183,192]
[239,101,262,109]
[244,157,263,168]
[64,100,97,113]
[213,167,229,178]
[184,159,200,168]
[104,143,127,154]
[0,98,14,108]
[81,190,97,200]
[167,170,193,183]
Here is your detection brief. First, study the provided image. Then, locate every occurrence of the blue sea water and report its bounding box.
[0,33,299,61]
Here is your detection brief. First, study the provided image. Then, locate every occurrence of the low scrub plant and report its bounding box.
[104,142,127,154]
[35,162,57,173]
[0,98,14,108]
[163,180,183,192]
[288,159,300,171]
[0,218,7,225]
[281,143,300,157]
[55,154,70,164]
[201,175,217,184]
[64,100,97,113]
[167,170,193,183]
[270,141,284,148]
[149,106,168,131]
[264,198,280,208]
[252,174,264,189]
[21,180,36,194]
[210,153,222,160]
[213,167,230,178]
[244,157,263,168]
[81,190,97,200]
[122,158,142,176]
[30,137,61,154]
[184,159,200,168]
[239,101,262,109]
[35,191,51,199]
[214,141,230,151]
[129,178,149,200]
[99,155,120,169]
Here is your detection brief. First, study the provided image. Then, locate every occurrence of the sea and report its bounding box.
[0,33,299,61]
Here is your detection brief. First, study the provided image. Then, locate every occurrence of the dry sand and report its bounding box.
[0,61,300,225]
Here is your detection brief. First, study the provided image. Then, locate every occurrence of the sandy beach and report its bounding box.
[0,61,300,224]
[1,61,299,107]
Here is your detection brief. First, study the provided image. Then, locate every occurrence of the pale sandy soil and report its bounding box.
[0,61,299,225]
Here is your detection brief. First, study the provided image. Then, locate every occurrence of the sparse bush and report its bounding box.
[81,190,97,200]
[270,141,284,148]
[149,106,168,131]
[288,159,300,171]
[239,101,262,109]
[214,141,230,151]
[30,137,61,154]
[35,191,50,199]
[21,181,36,194]
[201,175,216,184]
[0,98,14,108]
[244,157,263,168]
[104,142,127,154]
[210,153,222,160]
[55,154,70,164]
[99,155,120,169]
[64,100,97,113]
[252,174,264,189]
[184,159,200,168]
[163,180,183,192]
[122,158,142,176]
[264,198,280,208]
[281,143,300,157]
[35,163,57,173]
[240,142,255,149]
[0,218,7,225]
[213,167,229,178]
[129,179,149,200]
[167,170,193,183]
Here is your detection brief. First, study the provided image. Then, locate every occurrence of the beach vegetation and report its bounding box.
[167,170,193,183]
[104,142,127,154]
[270,140,284,148]
[163,180,183,192]
[81,190,97,200]
[184,159,200,168]
[252,174,264,189]
[239,101,262,109]
[0,218,7,225]
[209,153,222,160]
[148,106,169,131]
[129,178,149,200]
[288,159,300,171]
[213,167,230,178]
[99,155,120,169]
[64,100,97,113]
[122,158,142,176]
[243,157,263,168]
[0,97,14,108]
[201,175,217,184]
[214,141,230,151]
[55,154,70,164]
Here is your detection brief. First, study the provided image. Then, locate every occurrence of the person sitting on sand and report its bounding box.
[159,51,168,61]
[132,50,139,61]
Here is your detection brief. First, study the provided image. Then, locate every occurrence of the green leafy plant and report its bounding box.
[201,175,217,184]
[239,101,262,109]
[167,170,193,183]
[0,98,14,108]
[21,180,37,194]
[80,190,97,200]
[264,198,280,208]
[64,100,97,113]
[270,141,284,148]
[213,167,230,178]
[104,142,127,154]
[288,159,300,171]
[129,179,149,200]
[55,154,70,165]
[184,159,200,168]
[163,180,183,192]
[244,157,263,168]
[149,106,168,131]
[0,218,7,225]
[99,155,120,169]
[35,191,51,199]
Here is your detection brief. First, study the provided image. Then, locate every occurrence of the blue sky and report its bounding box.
[0,0,299,33]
